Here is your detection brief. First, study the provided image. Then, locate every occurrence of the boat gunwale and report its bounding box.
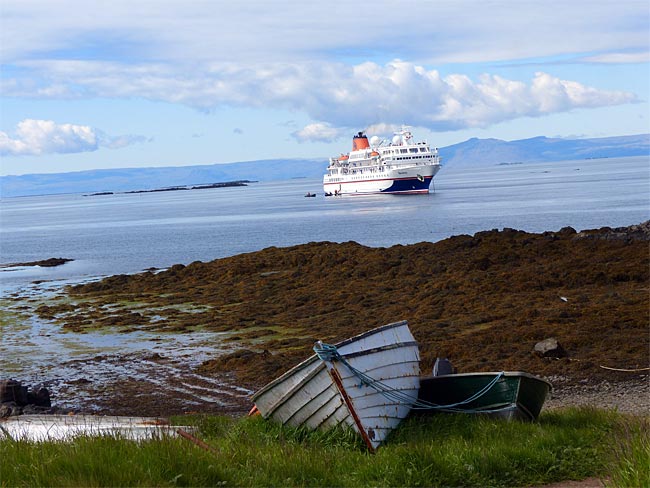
[420,371,552,390]
[252,320,412,400]
[336,340,419,361]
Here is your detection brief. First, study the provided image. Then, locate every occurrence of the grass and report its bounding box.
[607,415,650,487]
[1,407,647,487]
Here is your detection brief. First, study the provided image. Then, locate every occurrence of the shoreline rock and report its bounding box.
[0,379,68,417]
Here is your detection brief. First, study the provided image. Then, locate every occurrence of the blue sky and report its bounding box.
[1,0,648,176]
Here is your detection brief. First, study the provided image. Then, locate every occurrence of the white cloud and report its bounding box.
[0,2,645,149]
[1,1,647,66]
[0,119,147,156]
[581,51,650,64]
[291,123,346,143]
[4,60,635,136]
[98,133,150,149]
[0,119,97,156]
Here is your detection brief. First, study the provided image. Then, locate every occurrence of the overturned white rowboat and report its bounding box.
[250,320,420,451]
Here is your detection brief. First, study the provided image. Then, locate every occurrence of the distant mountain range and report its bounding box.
[1,134,648,197]
[441,133,649,167]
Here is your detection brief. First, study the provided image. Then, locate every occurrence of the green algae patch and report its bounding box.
[0,307,30,330]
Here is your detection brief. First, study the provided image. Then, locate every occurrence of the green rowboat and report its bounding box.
[416,371,552,421]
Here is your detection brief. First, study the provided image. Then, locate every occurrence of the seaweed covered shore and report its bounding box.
[25,222,650,416]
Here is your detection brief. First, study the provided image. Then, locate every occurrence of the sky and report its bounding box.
[0,0,648,176]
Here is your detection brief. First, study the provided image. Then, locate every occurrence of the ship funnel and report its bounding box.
[352,132,370,151]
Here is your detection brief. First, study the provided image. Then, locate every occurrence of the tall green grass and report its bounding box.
[1,407,647,487]
[607,415,650,487]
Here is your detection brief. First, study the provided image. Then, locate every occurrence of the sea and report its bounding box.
[0,155,648,413]
[1,155,648,289]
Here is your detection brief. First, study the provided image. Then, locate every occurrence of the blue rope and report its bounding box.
[313,342,342,362]
[313,341,507,413]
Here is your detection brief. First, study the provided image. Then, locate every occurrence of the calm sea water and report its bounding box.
[1,156,648,289]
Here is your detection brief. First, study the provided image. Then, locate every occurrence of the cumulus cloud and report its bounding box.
[1,3,645,149]
[5,60,636,138]
[0,119,147,156]
[0,119,97,156]
[291,123,346,143]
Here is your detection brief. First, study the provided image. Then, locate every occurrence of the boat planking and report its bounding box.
[250,320,420,451]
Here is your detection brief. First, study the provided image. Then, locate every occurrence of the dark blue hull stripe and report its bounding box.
[325,176,433,194]
[381,176,432,193]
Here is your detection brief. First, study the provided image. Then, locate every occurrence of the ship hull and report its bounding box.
[324,164,441,195]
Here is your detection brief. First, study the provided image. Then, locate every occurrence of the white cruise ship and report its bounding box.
[323,127,441,195]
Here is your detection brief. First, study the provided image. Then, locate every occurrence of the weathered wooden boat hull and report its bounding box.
[251,321,420,450]
[417,372,551,421]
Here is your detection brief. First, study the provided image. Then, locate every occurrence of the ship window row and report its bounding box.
[385,147,429,154]
[327,176,369,181]
[328,166,389,177]
[394,156,431,161]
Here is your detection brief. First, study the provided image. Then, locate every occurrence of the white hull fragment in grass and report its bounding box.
[0,415,184,442]
[250,321,420,451]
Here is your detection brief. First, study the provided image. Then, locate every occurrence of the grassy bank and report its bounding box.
[1,407,648,487]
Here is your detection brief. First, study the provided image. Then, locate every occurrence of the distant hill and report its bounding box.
[0,158,326,197]
[1,134,648,197]
[440,134,649,166]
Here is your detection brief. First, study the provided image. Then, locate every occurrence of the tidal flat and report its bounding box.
[1,223,648,417]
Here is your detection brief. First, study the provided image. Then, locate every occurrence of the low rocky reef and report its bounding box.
[0,257,73,268]
[55,222,649,392]
[85,180,254,196]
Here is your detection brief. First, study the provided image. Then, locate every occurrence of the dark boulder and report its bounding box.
[534,338,568,359]
[27,386,51,408]
[0,379,28,404]
[0,379,54,417]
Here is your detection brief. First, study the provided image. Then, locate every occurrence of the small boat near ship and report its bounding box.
[416,359,552,421]
[323,126,442,195]
[250,321,420,451]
